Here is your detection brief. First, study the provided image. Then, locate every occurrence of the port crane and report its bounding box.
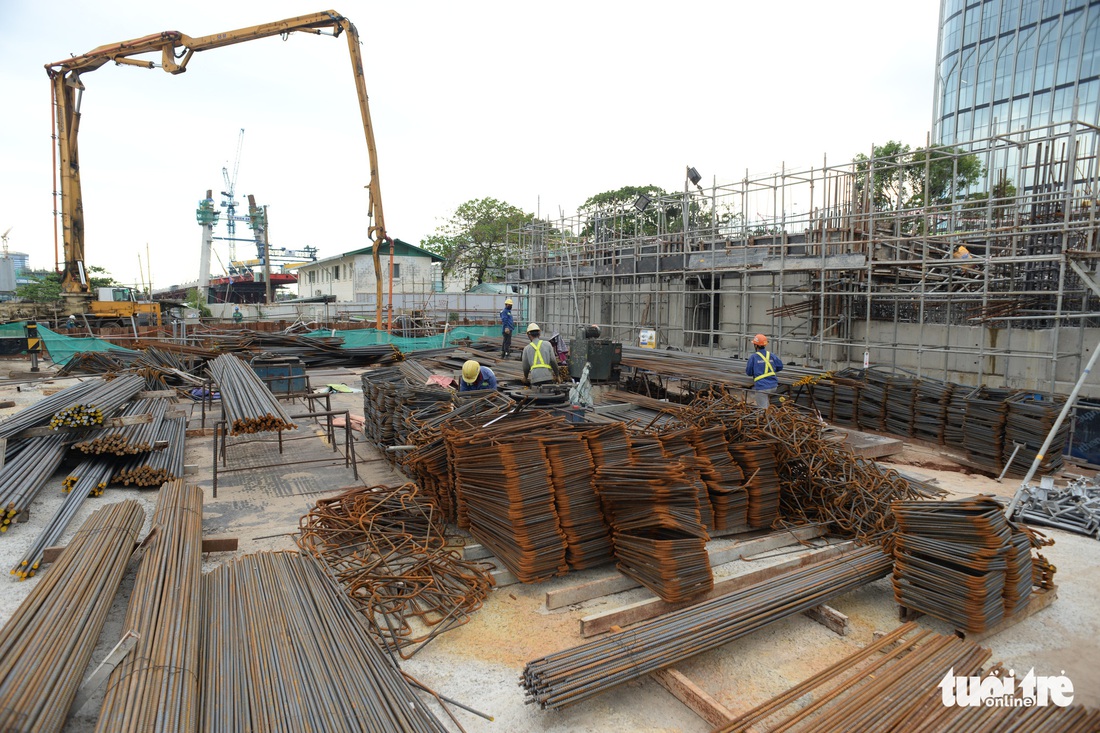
[46,10,391,328]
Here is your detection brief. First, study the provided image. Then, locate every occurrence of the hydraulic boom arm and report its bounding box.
[46,10,389,327]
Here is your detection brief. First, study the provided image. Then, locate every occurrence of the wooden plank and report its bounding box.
[956,586,1058,643]
[803,604,849,636]
[185,428,216,437]
[0,437,6,469]
[545,526,828,611]
[652,668,736,728]
[580,542,856,637]
[137,390,176,399]
[0,400,16,409]
[43,537,238,564]
[834,428,904,458]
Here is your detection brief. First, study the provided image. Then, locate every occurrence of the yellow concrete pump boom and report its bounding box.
[45,10,391,328]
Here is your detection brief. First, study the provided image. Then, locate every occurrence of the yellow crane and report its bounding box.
[45,9,391,329]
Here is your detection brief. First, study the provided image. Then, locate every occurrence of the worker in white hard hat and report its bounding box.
[459,359,497,392]
[521,323,557,386]
[745,333,783,409]
[500,298,515,358]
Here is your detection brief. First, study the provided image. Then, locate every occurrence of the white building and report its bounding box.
[294,239,447,303]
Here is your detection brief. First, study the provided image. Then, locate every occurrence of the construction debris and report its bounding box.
[1014,476,1100,539]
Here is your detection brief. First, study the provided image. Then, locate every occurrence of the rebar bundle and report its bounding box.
[688,425,747,531]
[73,397,168,455]
[112,415,186,487]
[0,378,103,439]
[297,483,495,658]
[96,481,203,733]
[0,500,144,733]
[727,441,781,529]
[200,552,449,733]
[962,387,1018,473]
[47,374,146,429]
[714,621,1100,733]
[445,413,570,583]
[892,496,1048,632]
[208,353,297,434]
[0,434,70,530]
[521,545,892,710]
[540,434,614,570]
[14,459,114,579]
[1003,392,1072,477]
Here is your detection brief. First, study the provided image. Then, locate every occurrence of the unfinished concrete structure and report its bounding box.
[508,120,1100,397]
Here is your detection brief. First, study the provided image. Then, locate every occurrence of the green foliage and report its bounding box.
[420,197,531,287]
[577,185,673,236]
[853,142,985,212]
[184,288,212,317]
[17,266,118,303]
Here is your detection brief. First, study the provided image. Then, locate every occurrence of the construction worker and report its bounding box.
[459,359,497,392]
[500,298,515,358]
[522,323,557,386]
[745,333,783,408]
[953,244,974,273]
[232,306,243,324]
[66,315,76,331]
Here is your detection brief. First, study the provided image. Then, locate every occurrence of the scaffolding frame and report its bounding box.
[507,120,1100,396]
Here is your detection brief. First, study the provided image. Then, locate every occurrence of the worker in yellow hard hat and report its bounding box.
[459,359,497,392]
[500,298,515,358]
[745,333,783,409]
[522,323,557,386]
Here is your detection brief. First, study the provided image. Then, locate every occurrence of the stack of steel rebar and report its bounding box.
[0,434,70,530]
[594,463,712,602]
[522,546,892,709]
[297,483,495,657]
[689,425,748,530]
[913,378,954,444]
[73,397,168,456]
[0,379,103,439]
[962,386,1018,473]
[200,552,449,733]
[727,441,781,529]
[713,621,1100,733]
[856,371,887,432]
[0,500,144,732]
[208,353,297,434]
[883,373,919,437]
[539,434,614,570]
[445,413,570,583]
[1003,392,1072,477]
[14,459,114,580]
[112,415,186,487]
[47,374,146,429]
[96,480,203,733]
[892,496,1041,632]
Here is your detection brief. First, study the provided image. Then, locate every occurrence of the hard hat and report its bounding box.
[955,245,970,256]
[504,298,514,306]
[526,323,540,334]
[461,360,481,384]
[753,333,768,347]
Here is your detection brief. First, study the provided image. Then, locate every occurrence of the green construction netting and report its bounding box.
[0,321,133,366]
[304,326,501,353]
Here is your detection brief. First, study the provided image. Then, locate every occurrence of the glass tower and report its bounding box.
[933,0,1100,146]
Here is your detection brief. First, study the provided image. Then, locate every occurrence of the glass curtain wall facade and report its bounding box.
[933,0,1100,146]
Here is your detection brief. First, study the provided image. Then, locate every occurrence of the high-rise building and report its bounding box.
[933,0,1100,146]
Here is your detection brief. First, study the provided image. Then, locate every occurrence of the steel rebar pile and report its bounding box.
[655,427,715,530]
[73,397,168,455]
[521,545,892,710]
[892,496,1042,633]
[882,373,919,437]
[0,434,70,530]
[962,386,1017,473]
[540,434,614,570]
[688,425,747,531]
[1003,392,1071,477]
[95,480,203,733]
[297,483,494,657]
[47,374,146,429]
[579,422,632,469]
[0,378,103,439]
[0,500,144,733]
[445,413,570,583]
[727,441,781,529]
[594,463,712,602]
[713,621,1100,733]
[112,415,186,487]
[208,353,297,434]
[913,378,954,444]
[200,552,449,733]
[14,459,114,580]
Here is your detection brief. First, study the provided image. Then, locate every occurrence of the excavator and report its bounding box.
[45,10,391,329]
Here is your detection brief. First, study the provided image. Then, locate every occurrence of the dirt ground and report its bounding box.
[0,365,1095,732]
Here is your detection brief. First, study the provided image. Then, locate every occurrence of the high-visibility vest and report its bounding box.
[530,340,553,371]
[753,351,777,382]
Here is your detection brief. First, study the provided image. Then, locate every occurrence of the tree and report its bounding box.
[421,198,531,287]
[16,266,117,303]
[907,145,984,208]
[184,288,212,317]
[577,185,674,237]
[853,141,912,210]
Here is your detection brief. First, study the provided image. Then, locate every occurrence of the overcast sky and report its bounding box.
[0,1,940,290]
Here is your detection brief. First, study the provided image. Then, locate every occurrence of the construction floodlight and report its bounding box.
[633,193,652,212]
[687,167,702,186]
